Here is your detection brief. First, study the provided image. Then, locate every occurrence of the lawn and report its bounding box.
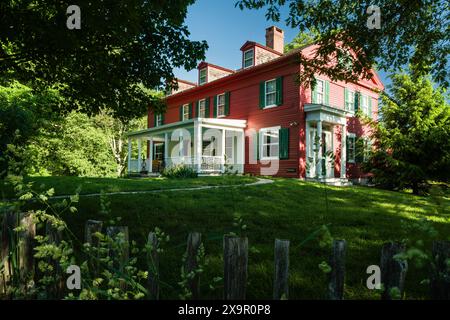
[0,175,257,199]
[2,176,449,299]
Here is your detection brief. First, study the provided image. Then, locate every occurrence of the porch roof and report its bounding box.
[126,118,247,138]
[304,103,353,125]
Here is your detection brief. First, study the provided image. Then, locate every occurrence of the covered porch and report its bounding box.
[126,118,246,175]
[304,103,352,184]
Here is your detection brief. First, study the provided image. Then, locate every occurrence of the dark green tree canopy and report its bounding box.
[236,0,450,87]
[0,1,208,119]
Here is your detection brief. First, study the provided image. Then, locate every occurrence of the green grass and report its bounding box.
[0,175,257,198]
[2,176,450,299]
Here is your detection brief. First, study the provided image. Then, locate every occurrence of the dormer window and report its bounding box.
[243,49,254,68]
[199,68,207,85]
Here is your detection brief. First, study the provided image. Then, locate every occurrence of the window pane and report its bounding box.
[244,50,253,60]
[317,80,323,93]
[266,80,276,93]
[266,92,276,106]
[218,105,225,116]
[218,94,225,106]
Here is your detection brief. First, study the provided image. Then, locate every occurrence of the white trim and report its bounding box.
[243,48,254,69]
[155,114,162,127]
[259,125,281,161]
[264,78,277,109]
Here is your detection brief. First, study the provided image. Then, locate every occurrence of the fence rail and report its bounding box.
[1,213,449,300]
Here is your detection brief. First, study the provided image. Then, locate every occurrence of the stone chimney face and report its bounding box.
[265,26,284,54]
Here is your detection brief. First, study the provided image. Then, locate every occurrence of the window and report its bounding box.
[217,94,225,117]
[225,134,234,164]
[363,138,372,162]
[202,136,216,156]
[199,68,207,85]
[265,79,277,107]
[154,143,163,160]
[198,99,206,118]
[243,49,254,68]
[361,95,369,115]
[155,114,163,127]
[347,134,356,163]
[345,90,355,111]
[260,127,280,160]
[316,79,325,104]
[182,104,190,121]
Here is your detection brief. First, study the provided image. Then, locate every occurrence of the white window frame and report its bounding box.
[198,99,206,118]
[243,49,254,69]
[182,104,190,121]
[347,133,356,163]
[216,93,226,118]
[260,126,280,161]
[315,79,325,104]
[346,90,355,111]
[155,114,162,127]
[199,68,207,85]
[264,79,277,109]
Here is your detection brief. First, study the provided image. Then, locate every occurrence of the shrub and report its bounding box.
[161,165,198,179]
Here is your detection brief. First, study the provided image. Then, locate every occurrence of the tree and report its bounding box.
[362,73,450,194]
[94,109,147,177]
[284,29,320,53]
[236,0,449,87]
[0,1,207,119]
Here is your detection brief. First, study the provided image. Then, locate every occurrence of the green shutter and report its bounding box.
[259,81,265,109]
[253,131,259,161]
[346,136,350,161]
[161,113,165,125]
[354,92,360,113]
[213,95,217,117]
[205,97,210,117]
[179,106,183,121]
[344,88,348,110]
[368,97,373,118]
[196,101,200,118]
[225,92,230,116]
[324,80,330,105]
[279,127,289,160]
[189,103,193,119]
[276,76,283,106]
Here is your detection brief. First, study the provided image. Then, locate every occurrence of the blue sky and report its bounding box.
[174,0,390,87]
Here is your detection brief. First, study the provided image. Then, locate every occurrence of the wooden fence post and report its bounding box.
[380,241,408,300]
[328,239,347,300]
[223,235,248,300]
[18,213,36,281]
[184,232,202,299]
[1,212,18,295]
[85,220,103,246]
[106,226,129,272]
[430,240,450,299]
[147,232,159,300]
[273,239,289,300]
[85,220,103,276]
[45,221,64,298]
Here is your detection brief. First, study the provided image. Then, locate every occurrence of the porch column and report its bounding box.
[137,139,142,172]
[305,121,311,177]
[239,130,245,173]
[164,133,169,166]
[316,120,323,178]
[221,129,226,173]
[127,138,131,173]
[149,138,153,173]
[340,124,347,179]
[194,121,202,173]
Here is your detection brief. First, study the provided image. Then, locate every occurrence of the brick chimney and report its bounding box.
[265,26,284,54]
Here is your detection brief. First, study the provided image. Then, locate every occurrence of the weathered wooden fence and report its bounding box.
[1,213,450,300]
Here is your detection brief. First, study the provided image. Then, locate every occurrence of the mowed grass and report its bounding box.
[2,176,449,299]
[0,175,257,199]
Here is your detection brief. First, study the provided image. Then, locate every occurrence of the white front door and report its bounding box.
[322,130,334,178]
[308,128,318,178]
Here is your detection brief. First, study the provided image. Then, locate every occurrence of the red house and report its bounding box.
[126,26,384,184]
